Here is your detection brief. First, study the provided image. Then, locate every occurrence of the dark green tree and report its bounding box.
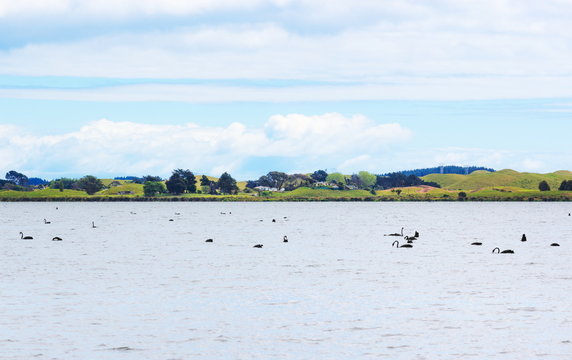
[458,191,467,200]
[76,175,104,195]
[217,172,239,194]
[143,181,166,197]
[141,175,162,183]
[166,169,196,194]
[200,175,211,186]
[311,170,328,182]
[50,178,78,190]
[5,170,28,186]
[539,180,550,191]
[558,180,572,191]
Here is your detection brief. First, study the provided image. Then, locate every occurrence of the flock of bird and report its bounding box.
[16,210,566,253]
[385,226,562,253]
[16,212,290,249]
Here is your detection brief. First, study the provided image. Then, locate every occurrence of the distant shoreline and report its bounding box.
[1,196,570,202]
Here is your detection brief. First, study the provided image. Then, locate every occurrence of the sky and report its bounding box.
[1,0,571,180]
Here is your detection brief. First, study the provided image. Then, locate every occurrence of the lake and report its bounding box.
[1,202,571,359]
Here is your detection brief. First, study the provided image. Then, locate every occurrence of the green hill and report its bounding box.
[423,169,572,190]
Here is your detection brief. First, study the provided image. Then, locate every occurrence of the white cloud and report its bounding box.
[0,114,412,179]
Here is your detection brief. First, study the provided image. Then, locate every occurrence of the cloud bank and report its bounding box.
[0,113,412,179]
[1,1,572,100]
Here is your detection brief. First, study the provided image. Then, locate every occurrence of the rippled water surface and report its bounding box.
[1,202,571,359]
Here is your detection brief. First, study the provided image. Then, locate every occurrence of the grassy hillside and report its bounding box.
[423,169,572,190]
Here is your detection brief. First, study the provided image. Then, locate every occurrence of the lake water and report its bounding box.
[1,202,571,359]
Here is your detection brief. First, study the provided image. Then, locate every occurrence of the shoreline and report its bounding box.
[1,196,571,202]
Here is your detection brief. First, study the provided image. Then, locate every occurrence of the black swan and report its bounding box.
[253,244,263,248]
[44,219,51,224]
[92,221,97,228]
[385,227,404,237]
[52,236,63,241]
[283,235,288,243]
[521,234,527,242]
[19,232,33,240]
[392,240,412,248]
[492,247,514,254]
[471,242,482,246]
[205,239,213,243]
[550,243,560,247]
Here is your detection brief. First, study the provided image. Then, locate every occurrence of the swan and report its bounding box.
[385,227,404,237]
[92,221,97,228]
[205,238,213,243]
[272,219,276,222]
[253,244,263,248]
[492,247,514,254]
[471,242,483,246]
[169,219,174,222]
[521,234,527,242]
[19,232,33,240]
[52,236,63,241]
[404,235,417,241]
[283,235,288,243]
[414,231,419,238]
[44,219,51,224]
[550,243,560,246]
[392,240,412,248]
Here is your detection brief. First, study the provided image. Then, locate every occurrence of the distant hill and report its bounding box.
[384,166,495,177]
[422,169,572,190]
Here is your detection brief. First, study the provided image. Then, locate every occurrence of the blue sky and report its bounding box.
[1,0,571,180]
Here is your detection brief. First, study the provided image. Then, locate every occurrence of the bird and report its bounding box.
[205,239,213,243]
[414,231,420,238]
[492,247,514,254]
[52,236,63,241]
[169,219,174,222]
[283,235,288,243]
[404,235,417,241]
[272,219,276,223]
[19,232,33,240]
[385,227,404,237]
[550,243,560,247]
[92,221,97,228]
[471,242,483,246]
[253,244,263,248]
[392,240,412,248]
[521,234,527,242]
[44,219,51,224]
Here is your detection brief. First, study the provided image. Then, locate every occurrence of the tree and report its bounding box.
[267,171,288,189]
[166,169,196,194]
[50,178,78,190]
[326,172,346,185]
[559,180,572,191]
[311,170,328,182]
[539,180,550,191]
[76,175,104,195]
[141,175,162,183]
[5,170,28,186]
[143,181,166,197]
[200,175,211,186]
[358,171,376,188]
[283,174,312,191]
[217,172,239,194]
[458,191,467,200]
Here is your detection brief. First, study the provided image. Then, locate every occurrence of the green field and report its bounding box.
[423,169,572,190]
